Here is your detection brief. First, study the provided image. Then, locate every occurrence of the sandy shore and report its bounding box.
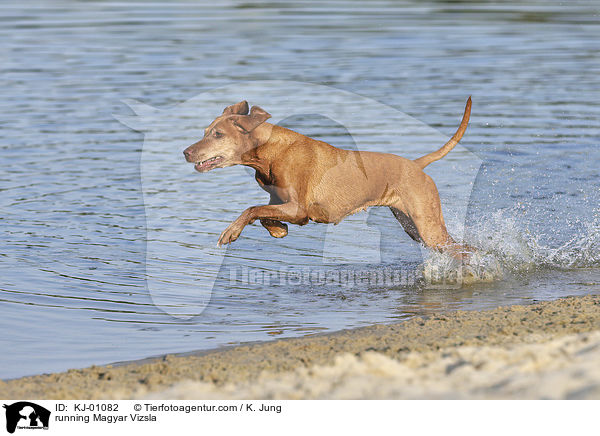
[1,294,599,400]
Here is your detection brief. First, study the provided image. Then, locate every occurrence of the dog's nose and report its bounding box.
[183,149,191,159]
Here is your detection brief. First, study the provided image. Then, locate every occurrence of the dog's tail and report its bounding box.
[413,96,471,169]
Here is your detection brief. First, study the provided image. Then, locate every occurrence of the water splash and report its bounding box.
[421,210,600,286]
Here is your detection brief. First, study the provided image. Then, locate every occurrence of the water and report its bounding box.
[1,1,599,379]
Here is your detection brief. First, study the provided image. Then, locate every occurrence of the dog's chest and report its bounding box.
[254,171,283,197]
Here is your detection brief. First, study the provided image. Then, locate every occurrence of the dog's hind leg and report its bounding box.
[384,166,477,260]
[390,197,473,261]
[390,207,422,243]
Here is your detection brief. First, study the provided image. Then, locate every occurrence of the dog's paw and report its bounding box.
[269,226,288,238]
[262,219,288,238]
[217,224,243,247]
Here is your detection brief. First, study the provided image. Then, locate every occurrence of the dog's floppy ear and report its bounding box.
[233,106,271,134]
[222,100,249,116]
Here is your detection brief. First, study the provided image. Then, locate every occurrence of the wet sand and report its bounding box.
[1,294,599,399]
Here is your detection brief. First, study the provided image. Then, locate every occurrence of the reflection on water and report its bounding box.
[1,1,599,378]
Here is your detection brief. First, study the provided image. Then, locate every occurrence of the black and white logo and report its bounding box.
[3,402,50,434]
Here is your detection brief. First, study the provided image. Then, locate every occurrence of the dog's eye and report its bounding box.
[214,131,224,138]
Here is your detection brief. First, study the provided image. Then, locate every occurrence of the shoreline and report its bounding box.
[1,294,599,399]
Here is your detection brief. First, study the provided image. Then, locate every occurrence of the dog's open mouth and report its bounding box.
[194,156,224,172]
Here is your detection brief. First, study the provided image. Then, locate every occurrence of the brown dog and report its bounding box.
[183,98,473,258]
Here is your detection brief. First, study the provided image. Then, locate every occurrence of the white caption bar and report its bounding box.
[0,400,596,436]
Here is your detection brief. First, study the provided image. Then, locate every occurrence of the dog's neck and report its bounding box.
[240,123,301,180]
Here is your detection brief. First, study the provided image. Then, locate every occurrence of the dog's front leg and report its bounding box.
[217,203,308,246]
[260,194,288,238]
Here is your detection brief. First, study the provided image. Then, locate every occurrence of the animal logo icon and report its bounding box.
[3,402,50,434]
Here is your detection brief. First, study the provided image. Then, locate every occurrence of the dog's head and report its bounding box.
[183,100,271,172]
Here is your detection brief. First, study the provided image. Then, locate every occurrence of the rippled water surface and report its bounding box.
[1,1,600,378]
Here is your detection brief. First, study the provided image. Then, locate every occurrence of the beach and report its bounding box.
[2,294,599,400]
